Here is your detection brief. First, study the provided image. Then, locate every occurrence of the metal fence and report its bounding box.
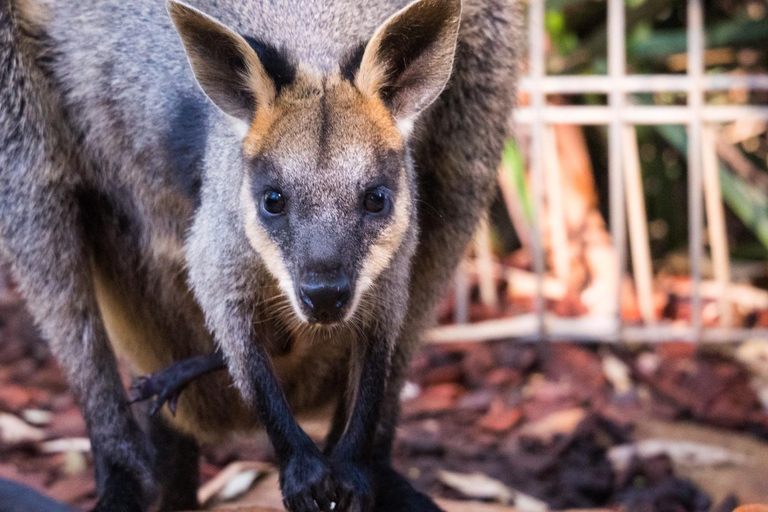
[427,0,768,345]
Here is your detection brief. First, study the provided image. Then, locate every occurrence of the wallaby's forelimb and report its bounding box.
[129,351,226,417]
[1,3,154,509]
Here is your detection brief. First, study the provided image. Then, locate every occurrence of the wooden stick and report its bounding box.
[453,261,470,324]
[702,126,733,326]
[497,163,533,249]
[426,313,619,344]
[474,217,499,307]
[622,125,656,324]
[664,278,768,310]
[506,267,567,301]
[543,125,571,283]
[425,313,768,345]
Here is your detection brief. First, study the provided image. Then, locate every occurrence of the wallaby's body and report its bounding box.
[0,0,520,510]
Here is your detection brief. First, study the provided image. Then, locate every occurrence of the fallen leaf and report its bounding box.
[437,470,549,512]
[602,354,633,394]
[197,461,273,506]
[478,400,522,433]
[514,491,549,512]
[219,469,261,501]
[518,407,587,442]
[609,439,750,472]
[0,412,45,446]
[40,437,91,453]
[22,408,52,426]
[437,470,513,504]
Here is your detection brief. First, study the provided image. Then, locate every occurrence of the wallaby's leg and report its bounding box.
[0,5,154,511]
[149,413,200,511]
[369,0,521,508]
[322,330,393,511]
[322,379,350,456]
[220,326,343,512]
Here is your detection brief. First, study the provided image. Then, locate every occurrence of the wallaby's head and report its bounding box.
[169,0,460,325]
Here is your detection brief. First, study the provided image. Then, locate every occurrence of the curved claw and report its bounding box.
[127,351,226,417]
[129,376,181,417]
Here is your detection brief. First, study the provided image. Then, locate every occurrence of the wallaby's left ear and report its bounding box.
[352,0,461,132]
[167,0,276,127]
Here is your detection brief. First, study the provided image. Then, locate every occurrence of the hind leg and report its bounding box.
[148,413,200,511]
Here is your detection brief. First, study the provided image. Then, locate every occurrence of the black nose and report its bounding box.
[299,271,351,323]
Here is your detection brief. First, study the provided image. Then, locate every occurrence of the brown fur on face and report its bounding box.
[243,71,403,158]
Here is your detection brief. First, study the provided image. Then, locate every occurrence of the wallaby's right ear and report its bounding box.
[351,0,461,134]
[167,0,275,125]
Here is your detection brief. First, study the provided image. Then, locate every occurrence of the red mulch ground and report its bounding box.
[2,270,767,512]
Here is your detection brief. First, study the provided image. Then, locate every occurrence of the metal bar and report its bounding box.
[513,105,768,125]
[528,0,547,340]
[702,106,768,122]
[608,0,626,338]
[519,74,768,94]
[688,0,705,340]
[425,316,768,344]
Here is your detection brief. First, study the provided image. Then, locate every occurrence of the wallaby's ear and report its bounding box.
[167,0,275,126]
[353,0,461,132]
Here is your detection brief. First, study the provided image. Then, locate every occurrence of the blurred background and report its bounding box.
[2,0,768,510]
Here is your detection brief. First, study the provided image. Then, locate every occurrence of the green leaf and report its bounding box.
[501,140,534,223]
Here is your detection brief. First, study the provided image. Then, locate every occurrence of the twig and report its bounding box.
[622,126,656,325]
[702,126,733,326]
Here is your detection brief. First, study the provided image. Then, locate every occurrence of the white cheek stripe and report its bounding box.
[346,171,412,321]
[239,176,308,323]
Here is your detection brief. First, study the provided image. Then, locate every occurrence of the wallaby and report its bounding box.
[0,0,520,510]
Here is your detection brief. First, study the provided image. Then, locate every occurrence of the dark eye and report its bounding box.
[363,189,388,215]
[262,189,286,215]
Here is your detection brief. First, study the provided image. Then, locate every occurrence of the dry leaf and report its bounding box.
[602,354,633,394]
[437,470,548,512]
[518,407,587,442]
[22,409,52,426]
[40,437,91,453]
[438,470,514,504]
[609,439,750,472]
[0,412,45,446]
[197,461,273,506]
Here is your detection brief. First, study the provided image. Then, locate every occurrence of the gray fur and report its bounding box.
[0,0,520,509]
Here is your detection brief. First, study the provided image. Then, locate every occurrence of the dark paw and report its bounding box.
[280,451,372,512]
[129,374,182,417]
[372,464,443,512]
[281,450,336,512]
[329,460,372,512]
[91,466,146,512]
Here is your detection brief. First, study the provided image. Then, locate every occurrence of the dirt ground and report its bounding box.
[2,274,768,511]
